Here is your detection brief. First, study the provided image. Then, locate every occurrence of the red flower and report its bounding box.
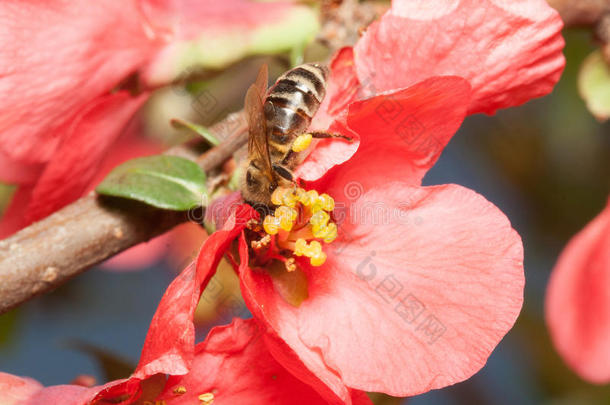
[545,199,610,384]
[0,319,369,405]
[0,0,315,237]
[352,0,565,115]
[128,0,564,402]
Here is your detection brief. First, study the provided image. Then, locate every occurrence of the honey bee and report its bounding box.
[242,63,348,207]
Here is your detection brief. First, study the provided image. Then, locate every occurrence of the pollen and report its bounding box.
[271,187,299,207]
[293,238,328,266]
[292,133,313,152]
[198,392,215,404]
[260,186,338,269]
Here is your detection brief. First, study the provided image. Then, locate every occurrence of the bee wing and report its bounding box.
[254,63,268,99]
[245,64,273,181]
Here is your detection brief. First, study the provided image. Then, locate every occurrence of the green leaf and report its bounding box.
[0,183,16,216]
[171,118,220,146]
[578,50,610,122]
[96,155,207,210]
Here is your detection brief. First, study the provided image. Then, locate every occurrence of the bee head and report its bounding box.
[242,162,277,207]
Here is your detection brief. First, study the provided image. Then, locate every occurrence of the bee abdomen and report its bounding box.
[265,63,329,141]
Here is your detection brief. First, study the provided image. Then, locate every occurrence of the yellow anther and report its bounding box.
[285,257,297,272]
[313,223,338,243]
[271,188,285,206]
[322,223,338,243]
[294,238,308,256]
[263,215,280,235]
[275,206,297,231]
[292,133,313,152]
[275,206,298,221]
[317,194,335,211]
[310,251,327,266]
[310,210,330,231]
[308,240,322,255]
[282,190,299,208]
[294,187,307,202]
[299,190,319,207]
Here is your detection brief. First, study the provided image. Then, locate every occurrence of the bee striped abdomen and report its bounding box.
[264,63,329,145]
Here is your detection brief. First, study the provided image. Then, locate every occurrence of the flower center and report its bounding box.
[251,186,338,270]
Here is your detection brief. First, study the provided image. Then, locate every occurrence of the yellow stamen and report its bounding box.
[173,386,187,395]
[294,238,308,256]
[292,133,313,152]
[310,210,330,231]
[308,240,322,255]
[310,251,327,266]
[317,193,335,211]
[260,186,338,270]
[313,222,338,243]
[263,215,280,235]
[271,188,285,206]
[299,190,319,207]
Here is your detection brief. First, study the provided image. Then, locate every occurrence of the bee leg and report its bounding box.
[309,131,353,142]
[272,164,294,182]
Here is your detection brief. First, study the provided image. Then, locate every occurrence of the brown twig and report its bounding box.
[0,114,247,315]
[547,0,610,63]
[547,0,610,27]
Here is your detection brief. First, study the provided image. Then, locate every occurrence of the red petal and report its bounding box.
[0,0,160,164]
[311,76,470,193]
[546,199,610,384]
[241,183,524,396]
[133,204,255,379]
[25,92,148,223]
[157,318,370,405]
[0,149,42,185]
[313,47,360,131]
[354,0,565,115]
[238,237,371,405]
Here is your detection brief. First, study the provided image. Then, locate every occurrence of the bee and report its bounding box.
[242,63,348,208]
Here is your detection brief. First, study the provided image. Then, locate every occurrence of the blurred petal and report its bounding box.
[26,92,148,223]
[546,200,610,384]
[0,0,160,164]
[142,0,319,85]
[0,372,125,405]
[0,373,42,405]
[311,76,470,193]
[354,0,565,114]
[101,234,170,271]
[158,318,371,405]
[241,183,524,396]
